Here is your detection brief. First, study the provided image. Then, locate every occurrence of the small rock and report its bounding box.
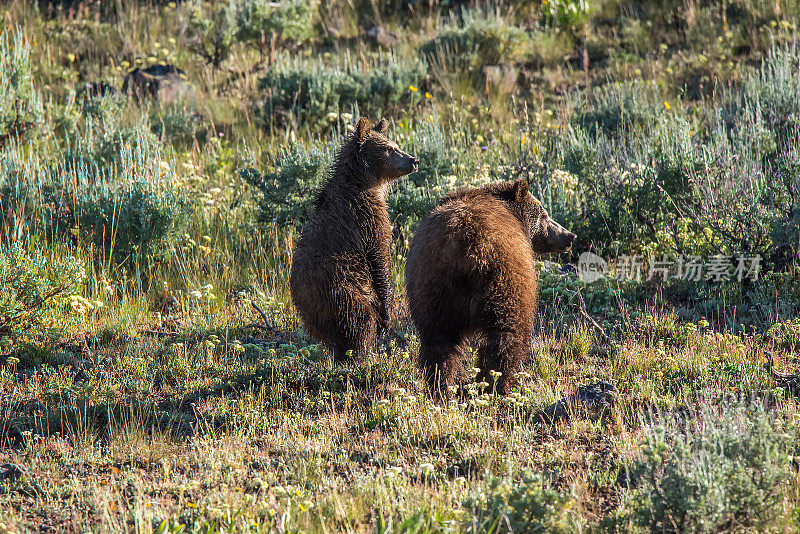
[0,426,23,448]
[532,381,618,424]
[73,368,89,382]
[122,64,194,105]
[365,26,399,48]
[560,263,578,275]
[82,81,117,98]
[0,463,23,481]
[483,64,518,88]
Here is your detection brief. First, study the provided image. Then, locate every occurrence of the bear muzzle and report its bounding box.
[546,222,577,253]
[390,150,419,175]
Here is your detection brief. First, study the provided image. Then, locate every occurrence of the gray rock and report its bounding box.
[82,81,117,98]
[0,463,23,481]
[365,26,399,48]
[560,263,578,275]
[122,64,194,105]
[483,65,518,88]
[764,351,800,398]
[532,381,618,424]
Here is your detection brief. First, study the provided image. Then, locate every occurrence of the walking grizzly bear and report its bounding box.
[290,117,418,363]
[405,179,576,398]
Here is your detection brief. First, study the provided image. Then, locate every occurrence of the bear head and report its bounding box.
[342,117,419,188]
[500,179,576,254]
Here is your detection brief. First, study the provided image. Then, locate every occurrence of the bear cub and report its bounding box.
[290,117,418,362]
[405,179,576,398]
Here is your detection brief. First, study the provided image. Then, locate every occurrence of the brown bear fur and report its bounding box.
[290,117,418,363]
[405,180,576,397]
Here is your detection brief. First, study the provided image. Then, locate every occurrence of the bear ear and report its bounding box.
[373,118,389,135]
[355,117,371,145]
[512,179,529,202]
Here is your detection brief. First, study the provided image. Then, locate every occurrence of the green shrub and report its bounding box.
[0,129,193,266]
[638,313,697,347]
[632,399,798,533]
[542,0,592,34]
[528,30,574,68]
[386,118,469,224]
[551,117,700,257]
[462,470,582,533]
[259,52,426,131]
[732,44,800,136]
[0,244,82,337]
[234,0,316,55]
[241,135,336,228]
[420,9,532,73]
[150,107,208,146]
[187,0,237,67]
[76,175,193,264]
[0,29,42,145]
[572,81,663,137]
[764,317,800,352]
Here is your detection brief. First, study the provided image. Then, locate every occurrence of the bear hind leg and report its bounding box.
[476,329,529,396]
[418,333,467,402]
[330,303,378,364]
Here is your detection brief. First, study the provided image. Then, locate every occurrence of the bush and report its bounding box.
[387,118,480,225]
[462,470,582,533]
[0,29,42,145]
[241,135,337,228]
[541,0,592,34]
[76,175,193,264]
[764,317,800,352]
[420,9,532,73]
[259,53,426,131]
[0,244,82,337]
[731,44,800,138]
[551,117,700,257]
[572,81,663,137]
[150,107,208,146]
[234,0,316,55]
[0,127,193,266]
[187,0,237,67]
[631,399,798,533]
[528,30,574,68]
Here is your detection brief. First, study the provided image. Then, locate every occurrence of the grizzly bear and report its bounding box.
[405,179,576,398]
[290,117,419,363]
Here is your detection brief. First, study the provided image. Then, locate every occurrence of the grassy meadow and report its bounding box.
[1,0,800,531]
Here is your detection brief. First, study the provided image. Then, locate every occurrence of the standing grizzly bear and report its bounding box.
[290,117,418,363]
[405,179,576,397]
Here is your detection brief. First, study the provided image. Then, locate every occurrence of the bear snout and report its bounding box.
[390,151,419,176]
[546,223,576,253]
[562,231,577,252]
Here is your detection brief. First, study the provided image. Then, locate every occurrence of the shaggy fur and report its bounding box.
[290,117,418,363]
[405,180,576,397]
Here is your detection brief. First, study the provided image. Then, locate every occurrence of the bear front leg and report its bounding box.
[476,329,530,396]
[365,244,394,335]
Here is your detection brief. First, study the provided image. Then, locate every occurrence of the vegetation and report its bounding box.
[0,0,799,531]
